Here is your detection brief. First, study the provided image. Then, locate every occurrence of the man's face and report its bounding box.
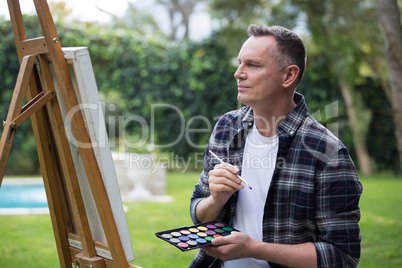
[234,36,285,110]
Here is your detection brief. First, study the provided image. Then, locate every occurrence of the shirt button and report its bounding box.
[290,131,294,135]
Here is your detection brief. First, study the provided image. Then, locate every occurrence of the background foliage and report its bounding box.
[0,0,400,174]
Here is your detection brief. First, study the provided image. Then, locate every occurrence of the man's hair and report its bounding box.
[247,24,307,85]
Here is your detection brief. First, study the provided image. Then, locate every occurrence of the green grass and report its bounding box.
[125,172,199,268]
[358,175,402,267]
[0,173,401,267]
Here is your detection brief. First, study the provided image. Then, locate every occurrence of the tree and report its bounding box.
[297,0,375,175]
[156,0,201,40]
[377,0,402,173]
[208,0,270,56]
[98,0,161,36]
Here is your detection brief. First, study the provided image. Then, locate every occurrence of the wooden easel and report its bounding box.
[0,1,139,267]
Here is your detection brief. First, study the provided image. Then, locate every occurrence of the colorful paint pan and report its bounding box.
[161,233,172,239]
[171,231,181,237]
[180,230,191,235]
[169,238,180,243]
[179,236,189,242]
[187,240,197,246]
[155,221,240,251]
[188,234,199,240]
[178,242,189,248]
[196,238,207,244]
[197,232,207,238]
[205,230,216,235]
[205,236,214,242]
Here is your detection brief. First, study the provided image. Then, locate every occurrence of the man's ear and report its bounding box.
[282,65,300,88]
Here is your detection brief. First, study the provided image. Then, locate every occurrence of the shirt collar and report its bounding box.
[277,92,308,136]
[241,106,254,130]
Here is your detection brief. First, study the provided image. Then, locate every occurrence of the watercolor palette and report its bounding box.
[155,221,239,251]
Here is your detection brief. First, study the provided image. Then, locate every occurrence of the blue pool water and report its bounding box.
[0,183,48,208]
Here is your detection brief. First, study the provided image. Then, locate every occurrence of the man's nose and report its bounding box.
[234,66,247,80]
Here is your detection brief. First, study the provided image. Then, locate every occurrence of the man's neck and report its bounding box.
[253,98,296,137]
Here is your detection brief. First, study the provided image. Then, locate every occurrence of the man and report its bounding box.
[189,24,362,268]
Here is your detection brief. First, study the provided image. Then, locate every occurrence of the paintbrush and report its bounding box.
[209,150,252,190]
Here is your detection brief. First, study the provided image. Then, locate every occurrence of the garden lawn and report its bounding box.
[0,173,401,267]
[358,175,402,267]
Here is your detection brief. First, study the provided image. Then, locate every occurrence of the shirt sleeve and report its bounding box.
[190,155,212,224]
[189,120,216,224]
[189,112,235,225]
[314,147,363,267]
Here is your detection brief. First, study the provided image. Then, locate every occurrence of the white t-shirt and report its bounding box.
[223,124,278,268]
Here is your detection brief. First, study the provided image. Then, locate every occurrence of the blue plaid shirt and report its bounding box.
[190,93,362,268]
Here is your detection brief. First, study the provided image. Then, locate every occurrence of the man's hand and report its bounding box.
[208,162,244,206]
[204,232,318,268]
[195,162,243,223]
[203,232,255,261]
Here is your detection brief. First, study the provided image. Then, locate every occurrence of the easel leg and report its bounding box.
[0,55,35,182]
[26,68,74,268]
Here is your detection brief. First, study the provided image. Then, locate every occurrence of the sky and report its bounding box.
[0,0,213,40]
[0,0,129,23]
